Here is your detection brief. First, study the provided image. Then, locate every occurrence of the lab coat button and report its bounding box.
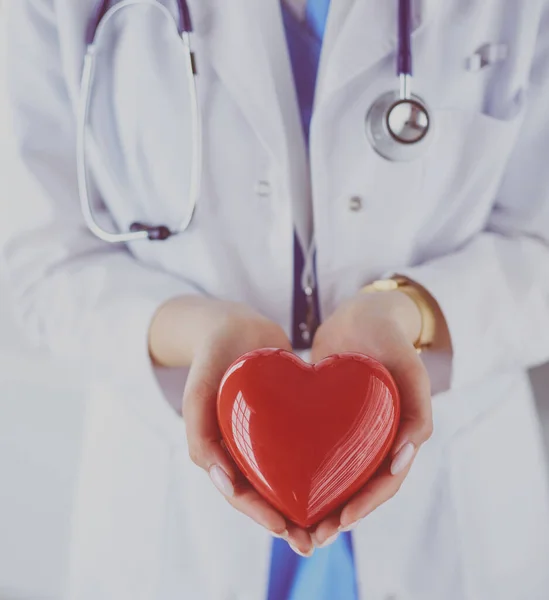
[255,180,271,198]
[349,196,363,212]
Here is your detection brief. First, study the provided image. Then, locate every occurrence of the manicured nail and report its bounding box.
[391,442,416,476]
[338,519,361,533]
[272,529,289,540]
[209,465,235,498]
[289,543,314,558]
[317,532,339,548]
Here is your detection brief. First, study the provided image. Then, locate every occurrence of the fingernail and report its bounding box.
[338,519,361,533]
[272,529,289,540]
[209,465,235,498]
[289,543,314,558]
[391,442,416,476]
[317,532,339,548]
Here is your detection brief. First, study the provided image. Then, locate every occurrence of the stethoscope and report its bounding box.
[79,0,201,243]
[79,0,431,243]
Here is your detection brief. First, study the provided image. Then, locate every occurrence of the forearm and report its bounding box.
[148,296,218,368]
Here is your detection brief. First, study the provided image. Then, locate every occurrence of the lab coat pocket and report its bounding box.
[411,106,524,259]
[424,107,522,205]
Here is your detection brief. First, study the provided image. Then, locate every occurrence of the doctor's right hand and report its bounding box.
[149,296,315,556]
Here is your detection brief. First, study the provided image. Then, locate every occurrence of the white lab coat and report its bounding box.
[3,0,549,599]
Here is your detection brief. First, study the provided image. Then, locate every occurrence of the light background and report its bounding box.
[0,3,548,599]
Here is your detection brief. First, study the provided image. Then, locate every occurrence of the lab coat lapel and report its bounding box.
[72,0,287,161]
[199,0,303,168]
[199,0,313,248]
[318,0,441,102]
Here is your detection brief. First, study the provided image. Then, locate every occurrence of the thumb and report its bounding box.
[385,349,433,476]
[182,350,240,497]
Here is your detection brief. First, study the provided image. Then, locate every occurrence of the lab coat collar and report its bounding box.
[317,0,442,101]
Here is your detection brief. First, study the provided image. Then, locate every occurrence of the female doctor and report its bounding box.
[3,0,549,598]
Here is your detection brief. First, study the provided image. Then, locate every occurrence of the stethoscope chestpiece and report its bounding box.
[365,0,434,162]
[365,90,433,162]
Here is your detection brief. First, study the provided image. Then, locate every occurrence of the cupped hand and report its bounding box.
[149,297,314,556]
[309,289,433,548]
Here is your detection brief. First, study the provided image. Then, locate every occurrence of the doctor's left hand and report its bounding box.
[149,296,315,556]
[309,288,434,548]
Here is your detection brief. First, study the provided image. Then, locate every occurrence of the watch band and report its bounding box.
[360,277,436,351]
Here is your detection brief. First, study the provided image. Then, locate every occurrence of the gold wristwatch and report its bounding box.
[360,277,436,352]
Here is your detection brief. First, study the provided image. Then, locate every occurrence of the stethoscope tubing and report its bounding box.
[397,0,413,76]
[78,0,201,243]
[87,0,193,44]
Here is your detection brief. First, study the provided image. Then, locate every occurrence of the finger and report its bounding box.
[383,348,433,474]
[182,331,293,480]
[182,348,240,481]
[225,481,288,536]
[183,347,293,537]
[227,481,312,550]
[310,331,329,364]
[286,523,314,557]
[311,511,342,548]
[187,432,289,536]
[227,478,312,547]
[335,350,428,530]
[339,461,412,529]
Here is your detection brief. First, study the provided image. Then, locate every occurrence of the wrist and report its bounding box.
[359,277,436,351]
[381,289,423,347]
[349,287,421,347]
[390,289,424,346]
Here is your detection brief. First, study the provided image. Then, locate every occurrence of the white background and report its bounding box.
[0,3,548,599]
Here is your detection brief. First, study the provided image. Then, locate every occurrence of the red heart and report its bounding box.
[217,349,400,528]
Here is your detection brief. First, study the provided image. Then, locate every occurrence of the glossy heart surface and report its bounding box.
[217,349,400,528]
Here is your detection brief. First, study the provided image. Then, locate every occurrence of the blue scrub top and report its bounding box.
[267,3,359,600]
